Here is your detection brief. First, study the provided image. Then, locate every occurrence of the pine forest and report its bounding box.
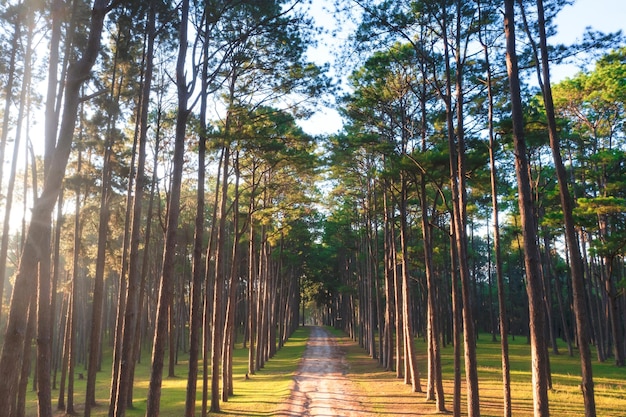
[0,0,624,416]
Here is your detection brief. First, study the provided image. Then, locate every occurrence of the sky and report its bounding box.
[299,0,626,136]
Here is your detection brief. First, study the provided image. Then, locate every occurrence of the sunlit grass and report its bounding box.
[333,329,626,416]
[23,327,626,416]
[25,327,310,416]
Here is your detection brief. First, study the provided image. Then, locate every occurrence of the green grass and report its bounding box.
[25,327,310,417]
[23,327,626,416]
[333,329,626,416]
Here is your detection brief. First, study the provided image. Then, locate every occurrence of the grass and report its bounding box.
[24,327,626,416]
[26,327,310,417]
[331,328,626,416]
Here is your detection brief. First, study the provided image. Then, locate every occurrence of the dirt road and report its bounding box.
[277,326,373,417]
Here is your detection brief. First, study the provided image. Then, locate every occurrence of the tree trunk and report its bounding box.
[185,12,208,414]
[210,143,230,412]
[382,185,394,372]
[440,4,480,414]
[399,177,421,393]
[0,2,22,317]
[145,0,189,413]
[84,15,123,415]
[421,178,444,409]
[504,2,550,415]
[534,0,598,412]
[392,217,403,380]
[202,150,222,417]
[66,147,84,415]
[15,295,36,417]
[222,156,242,401]
[486,56,512,417]
[247,180,257,377]
[58,292,72,411]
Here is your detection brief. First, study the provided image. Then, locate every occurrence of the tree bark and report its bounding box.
[145,0,189,413]
[504,1,550,415]
[440,3,480,414]
[534,0,599,412]
[185,9,208,414]
[0,2,22,317]
[66,147,84,415]
[399,176,421,393]
[210,143,231,412]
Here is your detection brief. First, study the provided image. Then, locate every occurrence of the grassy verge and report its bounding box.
[330,328,626,416]
[25,327,310,417]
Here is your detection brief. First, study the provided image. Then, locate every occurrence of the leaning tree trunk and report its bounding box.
[0,1,113,412]
[504,2,550,415]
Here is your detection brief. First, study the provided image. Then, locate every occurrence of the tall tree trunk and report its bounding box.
[185,12,208,415]
[392,212,403,379]
[247,172,258,377]
[58,291,72,411]
[66,146,84,415]
[222,168,241,401]
[210,143,231,412]
[145,0,189,413]
[382,185,394,372]
[113,3,155,414]
[421,178,444,410]
[14,294,35,417]
[477,3,513,411]
[202,150,222,417]
[84,16,125,415]
[51,192,64,393]
[504,2,550,415]
[399,176,421,393]
[0,2,22,316]
[0,0,112,411]
[440,4,480,414]
[488,71,512,417]
[534,0,599,412]
[108,15,144,417]
[449,223,462,417]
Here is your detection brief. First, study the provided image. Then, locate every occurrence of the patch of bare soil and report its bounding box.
[276,326,375,417]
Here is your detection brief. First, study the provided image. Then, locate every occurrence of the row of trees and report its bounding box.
[0,1,328,417]
[313,1,625,417]
[0,0,624,417]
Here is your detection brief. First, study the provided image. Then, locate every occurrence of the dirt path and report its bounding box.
[276,326,373,417]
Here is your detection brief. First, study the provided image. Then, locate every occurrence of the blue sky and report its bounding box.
[552,0,626,80]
